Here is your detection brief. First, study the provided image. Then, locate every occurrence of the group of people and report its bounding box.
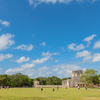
[78,86,87,90]
[41,85,59,92]
[1,86,9,90]
[40,86,87,92]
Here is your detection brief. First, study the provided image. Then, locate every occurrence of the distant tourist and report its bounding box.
[78,86,80,90]
[66,86,67,89]
[85,86,87,90]
[1,86,3,90]
[7,86,9,90]
[4,86,6,90]
[41,86,43,91]
[53,86,55,92]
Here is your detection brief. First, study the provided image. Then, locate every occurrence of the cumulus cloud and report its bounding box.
[62,47,65,51]
[93,40,100,49]
[52,63,85,77]
[28,0,73,7]
[5,63,35,76]
[0,20,10,27]
[40,42,46,47]
[31,56,50,64]
[83,34,97,47]
[68,43,85,51]
[52,67,59,71]
[5,67,36,77]
[54,60,58,62]
[92,53,100,62]
[0,33,15,51]
[14,44,34,51]
[42,51,60,56]
[46,71,52,75]
[27,0,98,7]
[21,63,35,69]
[76,50,92,62]
[0,53,13,61]
[15,56,30,63]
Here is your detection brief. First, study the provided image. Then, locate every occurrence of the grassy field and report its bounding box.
[0,88,100,100]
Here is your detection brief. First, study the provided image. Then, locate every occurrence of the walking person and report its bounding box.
[85,86,87,90]
[78,86,80,90]
[53,86,55,92]
[41,86,43,91]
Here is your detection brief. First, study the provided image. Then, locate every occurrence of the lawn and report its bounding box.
[0,88,100,100]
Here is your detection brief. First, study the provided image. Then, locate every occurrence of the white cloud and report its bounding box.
[62,47,65,51]
[46,71,52,75]
[0,20,10,27]
[92,53,100,62]
[42,51,60,56]
[53,63,85,77]
[0,53,13,61]
[5,67,24,74]
[15,56,30,63]
[0,33,15,51]
[35,65,49,77]
[38,66,49,71]
[28,0,73,7]
[83,34,97,47]
[92,0,99,3]
[5,67,36,77]
[54,60,58,62]
[76,50,92,62]
[27,0,98,7]
[93,40,100,49]
[40,42,46,47]
[0,28,2,31]
[76,50,91,58]
[14,44,34,51]
[5,63,36,77]
[31,56,50,64]
[21,63,35,69]
[68,43,85,51]
[0,68,2,71]
[27,0,34,5]
[52,67,59,71]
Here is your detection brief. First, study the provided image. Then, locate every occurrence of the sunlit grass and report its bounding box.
[0,88,100,100]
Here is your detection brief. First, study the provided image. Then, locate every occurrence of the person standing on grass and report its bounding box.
[1,86,3,90]
[78,86,80,90]
[41,86,43,91]
[85,86,87,90]
[53,86,55,92]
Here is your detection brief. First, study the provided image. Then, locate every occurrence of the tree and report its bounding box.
[0,75,7,86]
[80,69,98,86]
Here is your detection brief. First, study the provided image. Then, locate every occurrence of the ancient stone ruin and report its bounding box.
[34,70,86,87]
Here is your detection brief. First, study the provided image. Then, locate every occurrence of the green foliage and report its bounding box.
[80,69,98,85]
[34,76,62,85]
[0,73,33,87]
[62,77,71,81]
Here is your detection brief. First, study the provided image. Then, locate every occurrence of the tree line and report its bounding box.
[0,73,70,87]
[0,69,100,87]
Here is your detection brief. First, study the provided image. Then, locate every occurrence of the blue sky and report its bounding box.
[0,0,100,78]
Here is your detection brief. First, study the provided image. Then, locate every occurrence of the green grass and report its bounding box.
[0,88,100,100]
